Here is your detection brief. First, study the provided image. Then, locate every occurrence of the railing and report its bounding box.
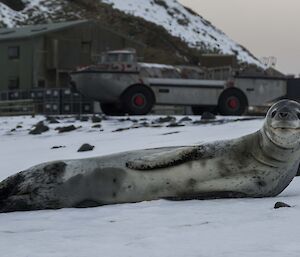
[0,88,94,115]
[0,99,35,116]
[205,66,234,80]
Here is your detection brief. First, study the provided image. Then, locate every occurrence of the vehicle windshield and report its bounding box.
[106,53,119,63]
[120,53,135,63]
[100,52,135,64]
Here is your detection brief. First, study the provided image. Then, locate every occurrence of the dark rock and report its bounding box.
[178,116,192,123]
[16,125,23,129]
[167,122,185,128]
[10,128,16,132]
[56,125,77,133]
[232,117,262,123]
[29,121,49,135]
[118,117,132,122]
[274,202,291,209]
[155,116,176,123]
[51,146,66,149]
[113,127,131,132]
[77,143,95,152]
[193,119,224,125]
[92,124,102,128]
[46,116,60,124]
[162,131,181,135]
[193,120,207,125]
[201,112,216,120]
[80,116,89,122]
[150,124,164,128]
[139,122,150,127]
[91,115,102,123]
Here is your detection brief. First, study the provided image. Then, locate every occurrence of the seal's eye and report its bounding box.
[297,112,300,119]
[271,110,277,118]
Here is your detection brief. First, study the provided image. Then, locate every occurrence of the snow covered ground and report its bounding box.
[0,114,300,257]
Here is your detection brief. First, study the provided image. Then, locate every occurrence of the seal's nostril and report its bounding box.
[271,111,277,118]
[279,112,288,118]
[297,113,300,119]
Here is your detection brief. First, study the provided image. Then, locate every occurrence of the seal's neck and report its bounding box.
[258,128,299,163]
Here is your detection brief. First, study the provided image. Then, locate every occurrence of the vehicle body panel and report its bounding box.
[71,71,287,107]
[234,77,287,106]
[147,78,226,105]
[70,49,287,109]
[71,71,141,103]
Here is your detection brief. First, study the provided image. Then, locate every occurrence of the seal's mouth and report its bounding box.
[271,125,299,130]
[270,121,299,130]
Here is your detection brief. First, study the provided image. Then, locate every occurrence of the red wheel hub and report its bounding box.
[133,95,145,107]
[228,98,238,109]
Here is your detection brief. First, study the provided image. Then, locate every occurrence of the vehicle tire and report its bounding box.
[191,105,217,115]
[121,85,155,115]
[100,103,124,116]
[218,89,248,116]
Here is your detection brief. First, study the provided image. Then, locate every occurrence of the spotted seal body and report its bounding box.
[1,100,300,212]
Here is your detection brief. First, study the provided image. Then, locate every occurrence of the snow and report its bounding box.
[0,3,27,27]
[139,62,176,69]
[0,0,63,28]
[0,114,300,257]
[100,0,263,67]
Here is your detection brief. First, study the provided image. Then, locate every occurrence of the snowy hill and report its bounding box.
[0,0,63,27]
[0,0,262,66]
[101,0,261,66]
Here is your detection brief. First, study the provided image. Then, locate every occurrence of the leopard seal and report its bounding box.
[1,99,300,213]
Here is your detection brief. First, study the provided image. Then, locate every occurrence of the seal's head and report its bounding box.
[264,99,300,149]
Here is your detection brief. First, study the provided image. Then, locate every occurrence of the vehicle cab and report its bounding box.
[97,49,140,72]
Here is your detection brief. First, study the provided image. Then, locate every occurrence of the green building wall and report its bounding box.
[0,21,144,92]
[0,39,34,91]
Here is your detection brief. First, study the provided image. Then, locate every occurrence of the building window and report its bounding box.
[81,42,91,54]
[8,46,20,60]
[38,79,46,88]
[8,77,19,89]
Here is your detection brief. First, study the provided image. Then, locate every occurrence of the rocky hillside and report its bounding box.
[0,0,262,66]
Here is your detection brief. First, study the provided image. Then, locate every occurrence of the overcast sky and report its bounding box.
[178,0,300,75]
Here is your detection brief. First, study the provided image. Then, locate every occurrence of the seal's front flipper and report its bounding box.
[126,146,207,171]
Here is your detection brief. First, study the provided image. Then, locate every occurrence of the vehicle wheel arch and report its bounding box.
[120,84,156,102]
[218,88,249,115]
[120,84,156,115]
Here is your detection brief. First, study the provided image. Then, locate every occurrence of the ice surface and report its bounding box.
[0,115,299,257]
